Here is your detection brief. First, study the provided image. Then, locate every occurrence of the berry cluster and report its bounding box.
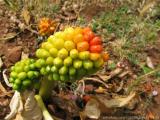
[35,27,109,81]
[9,59,39,91]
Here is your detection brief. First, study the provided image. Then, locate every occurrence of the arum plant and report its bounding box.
[8,26,109,119]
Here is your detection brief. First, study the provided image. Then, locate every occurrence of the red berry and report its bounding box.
[90,36,102,46]
[90,45,103,53]
[83,27,92,34]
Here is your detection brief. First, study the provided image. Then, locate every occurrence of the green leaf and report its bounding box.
[142,66,152,74]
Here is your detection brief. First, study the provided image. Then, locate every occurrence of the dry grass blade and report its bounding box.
[21,8,31,25]
[139,0,157,16]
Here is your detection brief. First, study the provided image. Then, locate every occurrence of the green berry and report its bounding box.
[22,80,31,87]
[40,67,47,75]
[46,66,51,73]
[13,84,19,90]
[18,72,27,80]
[69,67,76,75]
[59,66,68,75]
[15,79,21,85]
[53,73,60,81]
[10,72,18,78]
[51,66,58,73]
[27,71,34,79]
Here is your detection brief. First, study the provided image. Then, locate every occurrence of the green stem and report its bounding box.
[35,95,54,120]
[39,77,56,101]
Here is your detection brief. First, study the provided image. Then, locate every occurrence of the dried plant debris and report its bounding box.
[5,91,42,120]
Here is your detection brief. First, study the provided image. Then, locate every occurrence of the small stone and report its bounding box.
[152,90,158,96]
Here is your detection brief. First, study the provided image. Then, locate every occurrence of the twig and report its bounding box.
[80,77,109,88]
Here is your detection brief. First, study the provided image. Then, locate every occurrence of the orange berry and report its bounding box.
[77,41,89,52]
[90,53,100,61]
[83,27,92,34]
[73,34,84,43]
[74,27,83,35]
[102,52,109,62]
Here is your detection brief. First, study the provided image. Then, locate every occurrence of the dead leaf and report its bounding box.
[94,92,136,108]
[146,110,155,120]
[0,57,3,68]
[21,52,29,60]
[3,69,12,87]
[97,68,123,82]
[0,33,17,42]
[84,98,101,119]
[115,80,124,93]
[0,82,7,93]
[5,91,43,120]
[22,9,30,25]
[5,91,21,120]
[146,57,154,69]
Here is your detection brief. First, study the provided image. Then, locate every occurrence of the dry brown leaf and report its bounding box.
[94,92,136,108]
[0,33,17,42]
[3,69,12,87]
[146,110,155,120]
[21,9,30,25]
[5,91,43,120]
[21,52,29,60]
[84,98,101,119]
[0,82,7,93]
[97,68,123,82]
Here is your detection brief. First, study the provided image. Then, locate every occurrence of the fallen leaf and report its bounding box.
[97,68,123,82]
[21,52,29,60]
[5,91,43,120]
[84,98,101,119]
[146,110,155,120]
[5,91,21,120]
[95,92,136,108]
[21,9,30,25]
[146,57,154,69]
[0,82,7,93]
[0,33,17,42]
[115,80,124,93]
[5,46,22,67]
[3,69,12,87]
